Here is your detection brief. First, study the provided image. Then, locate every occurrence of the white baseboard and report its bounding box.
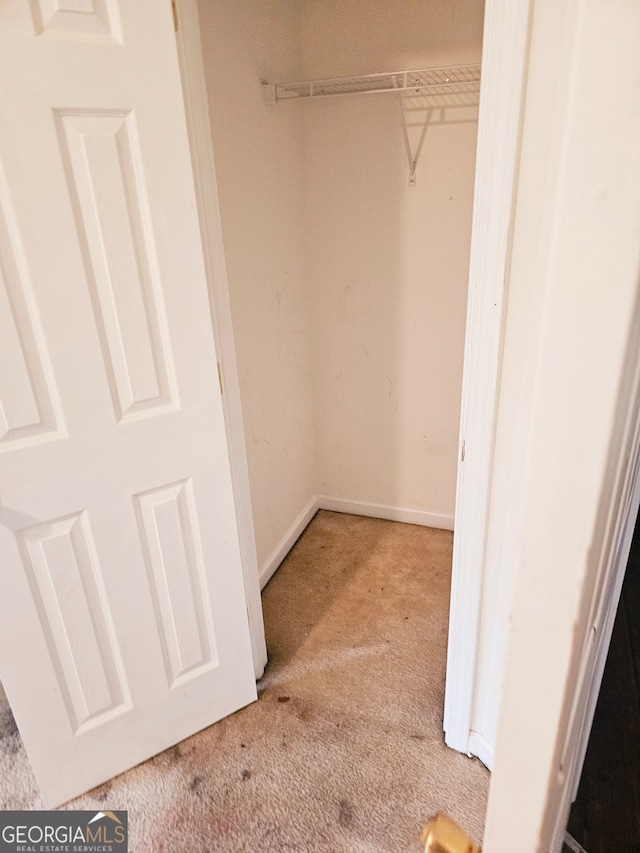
[258,496,319,589]
[468,730,494,771]
[317,495,455,531]
[258,494,455,590]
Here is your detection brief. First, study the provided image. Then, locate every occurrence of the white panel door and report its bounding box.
[0,0,258,807]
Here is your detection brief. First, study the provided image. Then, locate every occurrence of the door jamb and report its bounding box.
[444,0,531,759]
[171,0,535,712]
[174,0,267,679]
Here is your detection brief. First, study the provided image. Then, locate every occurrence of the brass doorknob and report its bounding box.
[422,812,481,853]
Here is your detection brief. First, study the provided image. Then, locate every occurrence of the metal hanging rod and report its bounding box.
[262,63,481,104]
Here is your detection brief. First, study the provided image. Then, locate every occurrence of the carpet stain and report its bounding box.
[241,769,251,781]
[338,798,355,828]
[189,775,203,791]
[90,781,113,803]
[293,698,313,722]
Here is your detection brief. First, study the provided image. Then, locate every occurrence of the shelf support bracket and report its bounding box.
[394,77,431,187]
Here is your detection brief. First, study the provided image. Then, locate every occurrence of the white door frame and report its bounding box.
[173,0,535,726]
[444,0,531,760]
[481,0,640,843]
[172,0,535,730]
[174,0,267,679]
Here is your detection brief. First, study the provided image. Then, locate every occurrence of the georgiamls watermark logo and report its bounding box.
[0,810,128,852]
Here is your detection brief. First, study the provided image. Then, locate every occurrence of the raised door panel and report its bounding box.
[135,479,219,688]
[19,511,130,734]
[30,0,123,43]
[0,164,65,452]
[57,111,178,424]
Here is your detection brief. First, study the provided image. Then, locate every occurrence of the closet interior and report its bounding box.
[196,0,484,587]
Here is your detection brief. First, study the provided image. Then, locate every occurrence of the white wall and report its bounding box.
[198,0,484,568]
[301,0,484,76]
[197,1,317,569]
[302,0,483,520]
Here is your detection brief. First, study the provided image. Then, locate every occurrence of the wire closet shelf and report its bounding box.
[263,63,481,103]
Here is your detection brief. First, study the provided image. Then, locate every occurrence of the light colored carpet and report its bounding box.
[0,510,489,851]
